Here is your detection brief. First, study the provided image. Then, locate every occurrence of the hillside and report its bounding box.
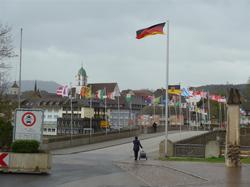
[17,80,61,93]
[195,84,247,96]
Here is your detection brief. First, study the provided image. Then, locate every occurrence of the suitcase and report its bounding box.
[139,150,147,160]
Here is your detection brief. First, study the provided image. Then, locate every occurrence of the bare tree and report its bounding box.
[0,24,15,95]
[0,24,15,60]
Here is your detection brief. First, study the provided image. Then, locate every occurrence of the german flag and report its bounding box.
[136,22,166,39]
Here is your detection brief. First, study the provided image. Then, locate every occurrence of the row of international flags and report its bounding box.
[56,85,226,104]
[144,88,227,106]
[56,85,118,100]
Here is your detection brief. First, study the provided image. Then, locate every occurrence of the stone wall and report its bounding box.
[42,129,140,150]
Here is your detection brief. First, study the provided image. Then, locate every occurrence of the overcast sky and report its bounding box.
[1,0,250,90]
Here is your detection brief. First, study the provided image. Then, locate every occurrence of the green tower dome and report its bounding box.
[78,67,87,77]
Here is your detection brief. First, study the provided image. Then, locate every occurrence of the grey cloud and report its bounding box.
[1,0,250,90]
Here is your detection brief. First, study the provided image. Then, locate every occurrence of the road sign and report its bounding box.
[14,109,44,142]
[0,153,9,168]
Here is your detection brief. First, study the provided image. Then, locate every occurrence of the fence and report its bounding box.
[174,144,205,158]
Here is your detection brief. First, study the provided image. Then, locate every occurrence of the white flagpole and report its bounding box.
[179,94,182,136]
[90,97,92,136]
[208,91,211,130]
[18,28,23,108]
[104,87,107,135]
[219,102,222,128]
[164,20,169,157]
[118,95,120,133]
[202,90,205,125]
[153,95,156,122]
[130,98,132,134]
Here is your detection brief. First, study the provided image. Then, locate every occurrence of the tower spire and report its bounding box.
[34,80,37,92]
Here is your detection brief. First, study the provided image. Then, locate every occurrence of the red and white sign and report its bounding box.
[15,109,44,142]
[21,112,36,127]
[0,153,9,168]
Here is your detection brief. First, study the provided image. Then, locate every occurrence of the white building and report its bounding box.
[43,106,63,136]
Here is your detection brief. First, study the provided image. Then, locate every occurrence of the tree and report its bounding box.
[0,24,15,95]
[0,24,15,62]
[0,24,17,123]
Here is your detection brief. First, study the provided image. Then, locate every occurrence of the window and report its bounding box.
[48,128,52,132]
[48,115,52,119]
[44,128,47,132]
[52,129,56,132]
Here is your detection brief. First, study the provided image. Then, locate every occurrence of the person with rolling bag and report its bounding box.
[132,136,143,161]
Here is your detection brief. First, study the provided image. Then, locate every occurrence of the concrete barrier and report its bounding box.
[42,129,140,150]
[0,152,51,174]
[159,140,174,157]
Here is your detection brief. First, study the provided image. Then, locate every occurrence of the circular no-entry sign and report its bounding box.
[21,112,36,127]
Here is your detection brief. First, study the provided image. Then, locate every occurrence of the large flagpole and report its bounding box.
[18,28,23,108]
[164,20,169,157]
[117,95,120,133]
[208,91,211,130]
[104,87,107,135]
[179,93,182,136]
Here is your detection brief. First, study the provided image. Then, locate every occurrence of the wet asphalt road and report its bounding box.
[2,131,249,187]
[0,133,168,187]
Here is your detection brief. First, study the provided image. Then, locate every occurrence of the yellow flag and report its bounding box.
[168,89,181,95]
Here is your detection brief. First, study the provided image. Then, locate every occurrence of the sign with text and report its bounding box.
[14,109,44,143]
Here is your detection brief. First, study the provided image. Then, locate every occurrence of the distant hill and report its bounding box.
[18,80,61,93]
[195,84,247,96]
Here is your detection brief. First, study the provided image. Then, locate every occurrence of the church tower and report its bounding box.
[77,66,87,86]
[10,81,19,95]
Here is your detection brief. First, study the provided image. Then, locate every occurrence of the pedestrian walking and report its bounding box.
[152,122,157,133]
[133,136,143,160]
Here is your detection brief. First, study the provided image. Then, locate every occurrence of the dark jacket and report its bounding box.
[133,139,142,151]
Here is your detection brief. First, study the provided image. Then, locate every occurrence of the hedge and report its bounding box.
[0,119,13,148]
[11,140,40,153]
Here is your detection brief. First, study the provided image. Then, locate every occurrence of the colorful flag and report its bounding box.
[218,96,226,103]
[209,94,226,103]
[107,92,115,100]
[96,89,105,100]
[181,88,192,97]
[80,86,92,98]
[136,22,166,39]
[56,85,68,97]
[62,85,69,97]
[126,93,132,103]
[168,85,181,95]
[153,96,161,104]
[145,95,153,104]
[193,90,207,98]
[168,89,181,95]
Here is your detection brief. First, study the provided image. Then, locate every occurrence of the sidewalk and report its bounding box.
[115,159,250,187]
[51,131,165,155]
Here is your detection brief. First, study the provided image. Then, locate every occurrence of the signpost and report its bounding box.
[14,109,44,143]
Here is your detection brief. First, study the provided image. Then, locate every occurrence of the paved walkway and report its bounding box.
[115,160,250,187]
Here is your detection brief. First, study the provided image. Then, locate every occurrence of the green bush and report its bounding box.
[11,140,40,153]
[0,119,13,148]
